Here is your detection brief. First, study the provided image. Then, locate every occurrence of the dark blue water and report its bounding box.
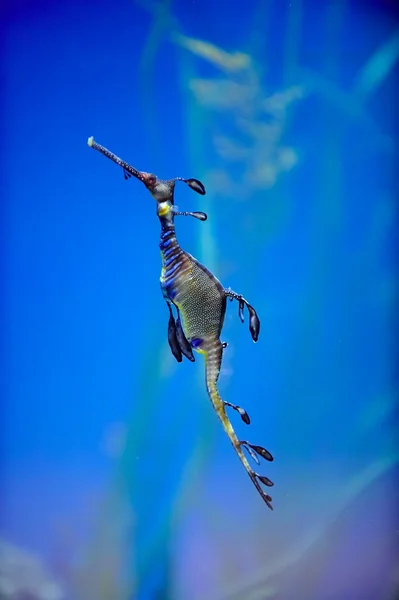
[1,1,398,598]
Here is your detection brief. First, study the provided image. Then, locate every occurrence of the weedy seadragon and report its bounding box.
[88,137,274,509]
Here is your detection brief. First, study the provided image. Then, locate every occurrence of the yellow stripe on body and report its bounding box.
[158,202,171,217]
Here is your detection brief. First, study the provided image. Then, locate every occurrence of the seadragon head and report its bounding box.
[87,137,206,205]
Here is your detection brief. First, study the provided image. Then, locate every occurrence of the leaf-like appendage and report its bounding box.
[186,178,206,195]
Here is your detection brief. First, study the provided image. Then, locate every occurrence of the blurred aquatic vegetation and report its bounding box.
[187,77,303,199]
[353,29,399,100]
[173,33,304,200]
[0,539,64,600]
[138,0,306,215]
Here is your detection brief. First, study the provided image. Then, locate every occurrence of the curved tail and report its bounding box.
[203,339,274,510]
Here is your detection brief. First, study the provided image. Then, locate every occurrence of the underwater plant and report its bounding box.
[0,538,64,600]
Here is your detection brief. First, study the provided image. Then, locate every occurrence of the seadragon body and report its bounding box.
[88,137,274,509]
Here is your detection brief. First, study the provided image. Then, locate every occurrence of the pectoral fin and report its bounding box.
[248,304,260,342]
[167,305,182,362]
[176,316,195,362]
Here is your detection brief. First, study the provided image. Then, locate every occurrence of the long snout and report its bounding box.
[88,137,144,181]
